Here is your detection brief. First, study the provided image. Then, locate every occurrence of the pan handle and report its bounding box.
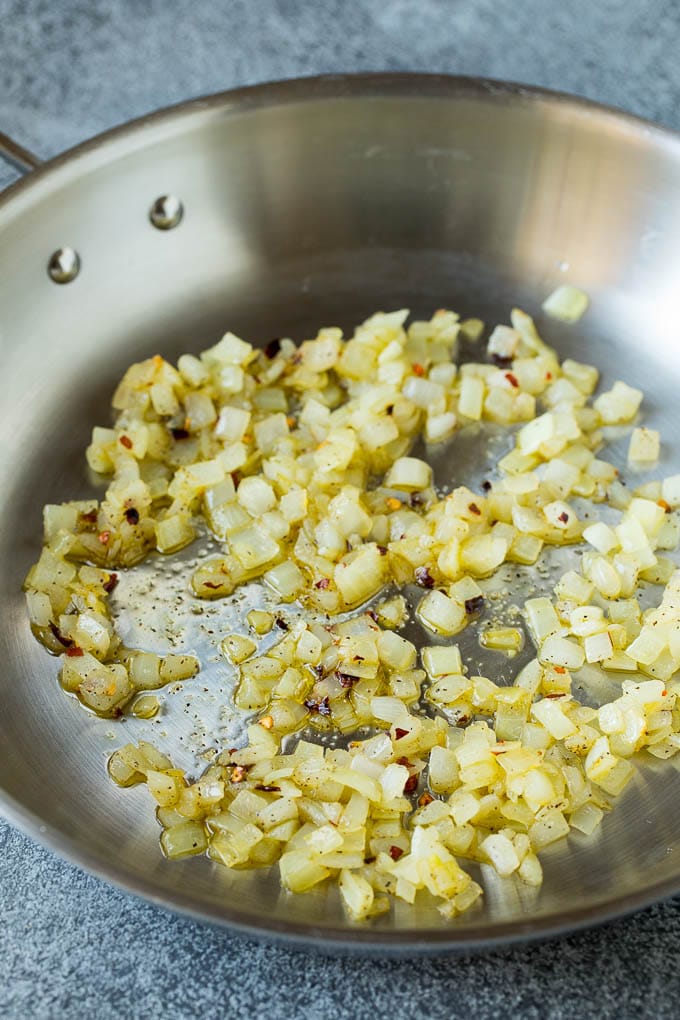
[0,131,42,175]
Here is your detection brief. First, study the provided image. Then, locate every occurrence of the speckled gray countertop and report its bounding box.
[3,1,680,1016]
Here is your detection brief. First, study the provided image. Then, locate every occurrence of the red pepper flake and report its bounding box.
[403,774,419,794]
[367,609,379,623]
[377,545,388,556]
[203,581,224,590]
[505,372,519,388]
[98,531,110,545]
[394,727,409,740]
[124,507,140,525]
[171,427,189,440]
[49,622,73,648]
[468,502,481,516]
[414,566,435,589]
[554,666,567,674]
[546,372,553,380]
[255,784,281,792]
[65,646,84,657]
[464,595,485,615]
[119,435,133,449]
[658,499,672,514]
[412,363,425,377]
[545,692,566,700]
[388,845,404,861]
[662,690,668,697]
[395,756,412,767]
[264,338,282,359]
[231,765,250,784]
[79,510,98,525]
[103,573,119,594]
[305,696,331,716]
[336,672,359,688]
[314,577,330,590]
[418,791,434,807]
[558,511,569,524]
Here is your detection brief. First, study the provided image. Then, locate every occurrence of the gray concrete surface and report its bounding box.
[3,1,680,1016]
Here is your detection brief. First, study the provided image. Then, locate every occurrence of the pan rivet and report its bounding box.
[149,194,183,230]
[47,247,80,284]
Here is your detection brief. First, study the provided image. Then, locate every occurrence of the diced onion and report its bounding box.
[25,300,680,925]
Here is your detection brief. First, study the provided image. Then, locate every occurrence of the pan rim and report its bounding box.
[2,71,680,212]
[2,71,680,952]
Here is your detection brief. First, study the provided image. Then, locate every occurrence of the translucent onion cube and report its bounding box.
[458,376,485,420]
[524,597,561,643]
[203,331,254,366]
[221,634,257,664]
[376,630,417,670]
[339,869,375,920]
[460,535,507,576]
[480,832,520,876]
[569,606,606,637]
[229,525,280,569]
[531,698,576,739]
[585,735,619,783]
[518,413,556,455]
[661,474,680,508]
[594,381,643,425]
[528,808,570,849]
[160,821,208,860]
[479,628,522,652]
[588,556,622,598]
[542,284,589,323]
[584,631,614,663]
[583,521,618,554]
[628,427,660,464]
[487,325,520,359]
[334,545,386,605]
[215,405,250,441]
[263,561,305,600]
[160,654,200,683]
[570,803,604,836]
[384,457,432,492]
[538,635,585,670]
[625,629,667,666]
[416,589,467,636]
[422,644,463,677]
[428,746,459,792]
[156,513,196,554]
[543,500,576,529]
[237,476,277,515]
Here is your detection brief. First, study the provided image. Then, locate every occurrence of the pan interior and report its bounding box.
[2,78,680,946]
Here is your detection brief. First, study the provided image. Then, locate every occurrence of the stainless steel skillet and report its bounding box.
[2,74,680,953]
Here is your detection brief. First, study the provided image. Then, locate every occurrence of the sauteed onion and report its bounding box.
[25,296,680,920]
